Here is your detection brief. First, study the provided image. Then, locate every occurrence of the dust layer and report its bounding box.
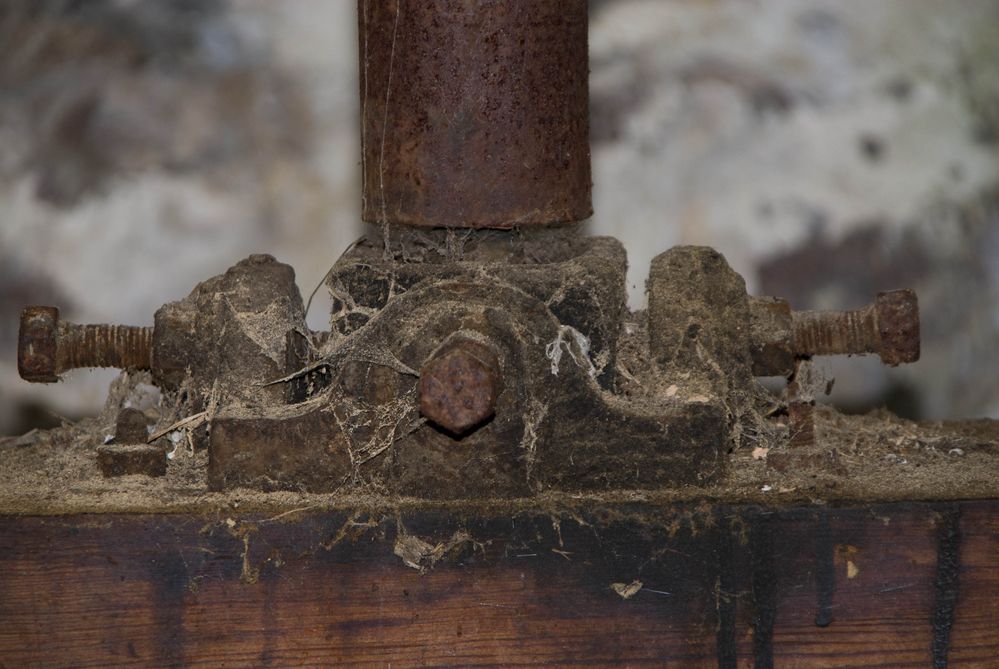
[2,293,998,516]
[2,397,997,517]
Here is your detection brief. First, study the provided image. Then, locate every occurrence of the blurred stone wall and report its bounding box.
[1,0,997,434]
[587,0,999,421]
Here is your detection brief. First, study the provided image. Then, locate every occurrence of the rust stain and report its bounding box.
[358,0,591,228]
[419,338,500,435]
[18,305,153,383]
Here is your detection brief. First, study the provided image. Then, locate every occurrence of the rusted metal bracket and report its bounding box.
[210,238,726,496]
[16,239,920,492]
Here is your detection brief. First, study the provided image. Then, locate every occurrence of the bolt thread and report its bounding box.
[791,307,878,357]
[59,323,154,372]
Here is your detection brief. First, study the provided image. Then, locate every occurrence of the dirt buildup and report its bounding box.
[2,352,998,517]
[2,239,998,515]
[362,223,593,265]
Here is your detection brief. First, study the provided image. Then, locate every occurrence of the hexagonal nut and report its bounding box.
[418,340,500,435]
[875,290,920,366]
[18,306,60,383]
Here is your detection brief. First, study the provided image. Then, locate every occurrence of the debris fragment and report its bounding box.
[165,431,184,460]
[611,580,643,600]
[0,429,40,449]
[148,411,208,444]
[836,544,861,580]
[394,534,440,571]
[545,324,596,377]
[752,447,769,460]
[393,530,475,573]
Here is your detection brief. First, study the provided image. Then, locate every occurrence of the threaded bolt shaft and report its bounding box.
[59,322,153,372]
[790,290,919,366]
[18,306,153,383]
[792,307,878,358]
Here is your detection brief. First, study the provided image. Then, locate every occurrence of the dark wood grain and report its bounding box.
[1,501,997,668]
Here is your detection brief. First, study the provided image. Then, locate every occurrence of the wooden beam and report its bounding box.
[1,501,996,667]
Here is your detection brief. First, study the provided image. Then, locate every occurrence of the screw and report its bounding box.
[790,290,919,366]
[418,338,500,436]
[18,306,153,383]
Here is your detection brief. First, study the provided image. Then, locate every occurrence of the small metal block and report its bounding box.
[115,408,150,444]
[97,445,166,477]
[97,408,164,477]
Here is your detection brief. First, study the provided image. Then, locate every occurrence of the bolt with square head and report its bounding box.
[790,289,920,366]
[18,306,153,383]
[418,338,500,436]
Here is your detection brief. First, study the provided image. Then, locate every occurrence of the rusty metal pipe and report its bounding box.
[359,0,591,229]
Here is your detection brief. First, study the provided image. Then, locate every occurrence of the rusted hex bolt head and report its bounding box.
[875,289,920,366]
[419,339,500,436]
[18,306,60,383]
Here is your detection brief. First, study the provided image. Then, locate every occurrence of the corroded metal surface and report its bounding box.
[17,306,152,383]
[743,288,921,375]
[791,289,920,366]
[874,289,922,366]
[17,255,303,391]
[211,268,726,496]
[96,446,166,477]
[15,243,925,498]
[151,253,304,402]
[114,408,151,444]
[358,0,591,228]
[419,337,500,435]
